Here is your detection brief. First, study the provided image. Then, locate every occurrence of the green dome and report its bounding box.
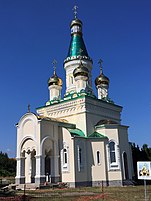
[67,34,89,58]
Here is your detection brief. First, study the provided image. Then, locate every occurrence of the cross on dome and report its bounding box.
[98,59,103,74]
[52,59,57,74]
[73,4,78,19]
[28,104,30,113]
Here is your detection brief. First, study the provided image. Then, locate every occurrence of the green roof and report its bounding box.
[88,131,107,138]
[67,34,88,58]
[67,128,85,137]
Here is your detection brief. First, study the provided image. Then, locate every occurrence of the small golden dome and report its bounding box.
[95,59,109,87]
[95,73,109,87]
[70,18,82,28]
[73,62,89,78]
[48,72,63,87]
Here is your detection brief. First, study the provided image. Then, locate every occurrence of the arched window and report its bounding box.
[61,144,69,172]
[97,151,101,165]
[108,141,119,169]
[63,148,67,165]
[109,141,116,163]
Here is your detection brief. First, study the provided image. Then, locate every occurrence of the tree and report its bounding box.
[0,151,16,177]
[131,143,151,183]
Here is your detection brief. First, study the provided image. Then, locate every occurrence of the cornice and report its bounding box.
[37,95,122,122]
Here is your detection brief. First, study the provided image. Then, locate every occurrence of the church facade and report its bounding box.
[15,10,133,188]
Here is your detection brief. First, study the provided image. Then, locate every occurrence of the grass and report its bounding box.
[17,185,151,201]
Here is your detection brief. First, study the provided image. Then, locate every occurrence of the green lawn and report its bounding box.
[19,185,151,201]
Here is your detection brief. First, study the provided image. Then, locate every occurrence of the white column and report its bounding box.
[21,157,25,176]
[16,158,23,184]
[25,152,31,183]
[36,156,45,176]
[16,158,21,177]
[35,155,46,185]
[35,155,45,177]
[106,144,110,170]
[54,141,60,177]
[16,157,25,177]
[16,157,26,184]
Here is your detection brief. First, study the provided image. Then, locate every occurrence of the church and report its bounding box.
[15,6,133,188]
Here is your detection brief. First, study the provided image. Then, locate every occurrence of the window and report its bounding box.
[109,142,116,163]
[63,149,67,165]
[79,148,82,164]
[77,146,82,172]
[97,151,101,165]
[61,143,69,172]
[70,76,74,85]
[109,141,119,169]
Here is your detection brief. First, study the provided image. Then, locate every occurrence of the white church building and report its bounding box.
[15,8,133,188]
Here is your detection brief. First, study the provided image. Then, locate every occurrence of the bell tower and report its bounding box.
[64,5,93,96]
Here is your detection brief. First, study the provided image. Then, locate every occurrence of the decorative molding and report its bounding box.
[37,96,121,123]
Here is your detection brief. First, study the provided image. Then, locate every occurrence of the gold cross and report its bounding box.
[52,59,57,73]
[28,104,30,113]
[73,4,78,19]
[98,59,103,74]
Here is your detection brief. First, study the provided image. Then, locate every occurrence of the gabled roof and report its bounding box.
[88,131,107,139]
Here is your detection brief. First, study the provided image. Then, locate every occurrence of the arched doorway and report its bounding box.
[21,138,37,183]
[45,150,51,182]
[123,152,129,180]
[42,138,54,183]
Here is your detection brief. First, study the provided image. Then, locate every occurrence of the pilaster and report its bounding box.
[15,157,25,184]
[35,155,46,184]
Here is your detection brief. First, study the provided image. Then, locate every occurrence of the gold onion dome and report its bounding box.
[73,61,89,78]
[70,18,82,32]
[95,59,109,87]
[95,73,109,87]
[48,71,63,87]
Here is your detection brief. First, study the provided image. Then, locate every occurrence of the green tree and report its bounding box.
[131,143,151,183]
[0,151,16,176]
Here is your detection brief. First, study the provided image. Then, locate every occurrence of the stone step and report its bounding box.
[123,180,135,186]
[16,183,38,190]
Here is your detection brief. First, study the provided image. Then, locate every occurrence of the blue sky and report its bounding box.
[0,0,151,157]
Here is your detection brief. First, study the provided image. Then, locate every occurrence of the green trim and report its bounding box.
[64,90,96,99]
[43,91,96,108]
[36,92,121,111]
[67,128,85,137]
[88,131,107,138]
